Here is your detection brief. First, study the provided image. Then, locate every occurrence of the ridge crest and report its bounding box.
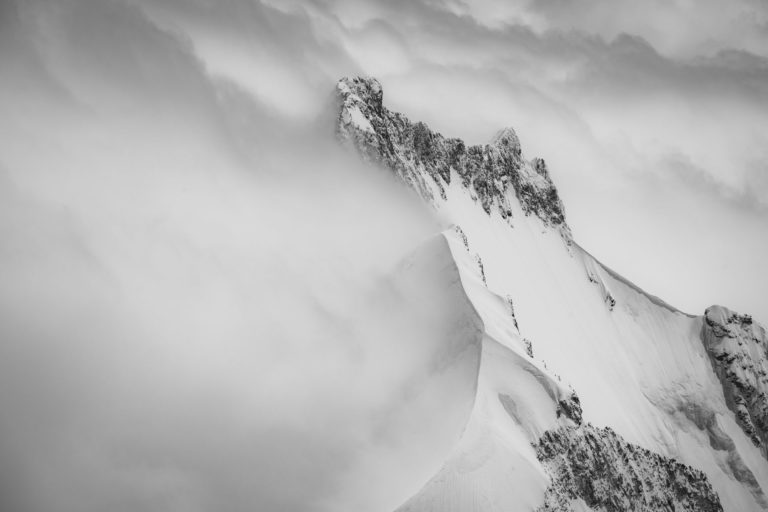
[335,76,571,239]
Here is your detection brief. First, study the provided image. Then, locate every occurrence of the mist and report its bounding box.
[1,0,767,510]
[0,1,483,510]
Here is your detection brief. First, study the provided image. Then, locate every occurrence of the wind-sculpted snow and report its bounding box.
[576,242,694,317]
[394,228,585,512]
[335,77,571,239]
[701,306,768,457]
[536,425,723,512]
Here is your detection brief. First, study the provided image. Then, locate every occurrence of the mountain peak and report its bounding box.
[490,126,522,157]
[334,76,571,240]
[337,76,383,114]
[331,76,768,511]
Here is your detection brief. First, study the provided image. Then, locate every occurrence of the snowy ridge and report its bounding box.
[333,76,768,511]
[396,227,583,512]
[393,225,738,512]
[575,242,694,318]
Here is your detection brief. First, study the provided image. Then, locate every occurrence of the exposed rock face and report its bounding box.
[672,399,767,507]
[335,76,571,238]
[556,392,582,425]
[536,425,723,512]
[701,305,768,456]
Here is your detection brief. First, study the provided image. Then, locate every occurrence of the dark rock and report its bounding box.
[556,391,583,425]
[335,76,571,238]
[506,295,520,331]
[524,338,534,358]
[453,225,469,251]
[536,424,723,512]
[701,306,768,457]
[475,253,487,285]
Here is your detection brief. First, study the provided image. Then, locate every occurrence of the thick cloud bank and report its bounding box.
[1,0,767,511]
[0,1,465,511]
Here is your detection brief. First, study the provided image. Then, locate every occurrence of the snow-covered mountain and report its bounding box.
[334,76,768,512]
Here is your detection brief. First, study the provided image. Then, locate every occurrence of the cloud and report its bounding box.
[660,152,768,213]
[2,0,768,511]
[524,0,768,58]
[312,0,768,321]
[0,2,479,511]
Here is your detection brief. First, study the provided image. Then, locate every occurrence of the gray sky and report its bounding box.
[127,0,767,321]
[1,0,767,511]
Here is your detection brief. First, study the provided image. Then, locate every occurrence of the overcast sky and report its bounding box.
[6,0,766,317]
[118,0,768,321]
[1,0,767,511]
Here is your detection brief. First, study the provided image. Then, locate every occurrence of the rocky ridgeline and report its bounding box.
[335,76,571,238]
[701,306,768,456]
[536,425,723,512]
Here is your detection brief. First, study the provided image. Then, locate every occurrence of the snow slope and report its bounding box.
[335,76,768,511]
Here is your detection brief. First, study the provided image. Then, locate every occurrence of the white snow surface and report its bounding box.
[392,169,768,511]
[345,105,375,133]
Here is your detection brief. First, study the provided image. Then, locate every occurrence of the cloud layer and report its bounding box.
[1,0,767,511]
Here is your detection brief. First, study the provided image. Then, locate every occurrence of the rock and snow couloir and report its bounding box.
[334,76,768,511]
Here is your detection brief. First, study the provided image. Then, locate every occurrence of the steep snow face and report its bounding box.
[335,76,768,511]
[396,228,582,512]
[701,306,768,456]
[430,176,768,512]
[395,222,738,512]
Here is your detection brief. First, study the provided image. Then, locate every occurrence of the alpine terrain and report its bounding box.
[334,76,768,512]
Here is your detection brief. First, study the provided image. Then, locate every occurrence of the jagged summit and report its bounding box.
[337,75,383,113]
[335,76,571,239]
[490,127,522,157]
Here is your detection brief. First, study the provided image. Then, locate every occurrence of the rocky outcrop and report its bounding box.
[555,392,582,425]
[701,306,768,456]
[672,399,767,507]
[334,76,571,238]
[536,425,723,512]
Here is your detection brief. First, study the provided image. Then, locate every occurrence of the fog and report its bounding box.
[0,1,478,510]
[1,0,767,510]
